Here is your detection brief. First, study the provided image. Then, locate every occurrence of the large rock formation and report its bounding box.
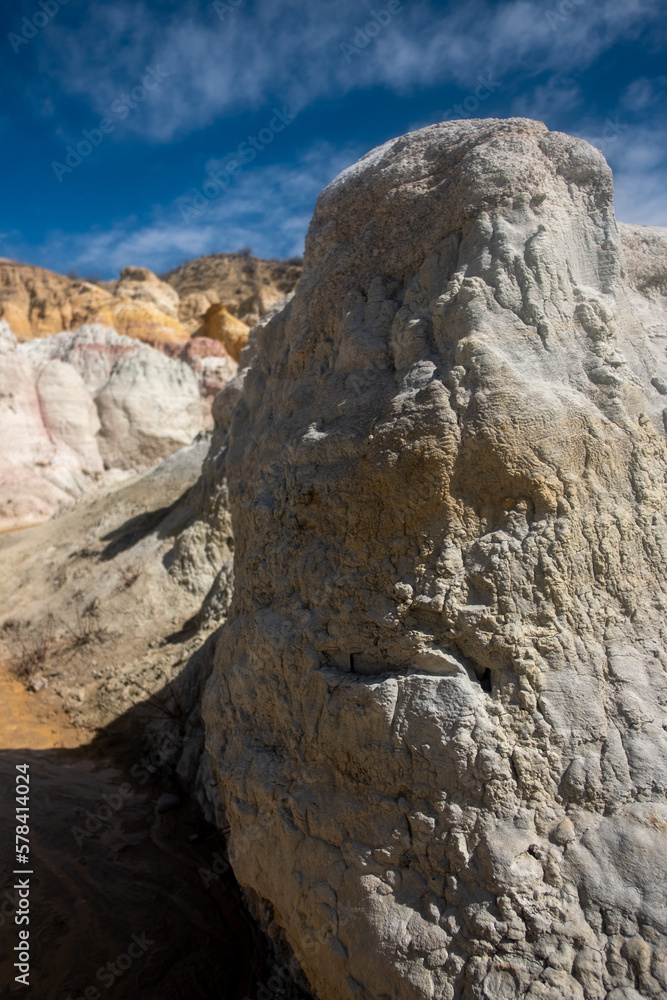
[114,265,181,318]
[0,323,204,528]
[0,259,191,343]
[163,251,302,327]
[0,320,103,530]
[91,297,190,343]
[159,337,238,429]
[204,120,667,1000]
[617,224,667,362]
[196,303,252,361]
[0,253,301,345]
[0,260,110,340]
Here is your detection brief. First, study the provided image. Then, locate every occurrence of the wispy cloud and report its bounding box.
[567,70,667,227]
[607,125,667,226]
[37,0,663,143]
[25,141,360,276]
[510,76,583,122]
[6,0,664,275]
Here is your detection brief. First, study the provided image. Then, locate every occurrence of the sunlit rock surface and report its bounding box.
[204,119,667,1000]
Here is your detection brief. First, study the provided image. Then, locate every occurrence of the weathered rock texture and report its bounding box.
[0,259,191,342]
[0,323,204,528]
[204,119,667,1000]
[0,320,103,530]
[617,224,667,370]
[159,337,238,429]
[0,254,300,345]
[113,265,181,318]
[163,251,302,327]
[0,260,110,340]
[90,297,190,343]
[196,303,252,361]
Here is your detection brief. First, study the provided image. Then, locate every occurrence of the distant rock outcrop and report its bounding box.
[618,223,667,360]
[0,320,103,531]
[0,322,204,529]
[0,261,110,340]
[0,254,300,349]
[159,338,238,429]
[204,120,667,1000]
[90,297,190,343]
[178,290,221,333]
[195,304,251,361]
[0,260,190,343]
[163,251,302,327]
[113,265,181,318]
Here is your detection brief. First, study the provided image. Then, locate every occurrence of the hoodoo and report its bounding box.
[204,119,667,1000]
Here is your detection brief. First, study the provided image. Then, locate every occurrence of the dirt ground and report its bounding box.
[0,644,290,1000]
[0,438,311,1000]
[0,651,276,1000]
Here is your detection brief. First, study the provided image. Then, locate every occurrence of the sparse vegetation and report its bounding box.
[60,609,109,650]
[3,616,56,680]
[2,607,109,682]
[118,565,141,591]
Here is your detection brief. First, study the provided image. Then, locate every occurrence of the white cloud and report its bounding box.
[607,126,667,227]
[29,141,361,276]
[621,77,659,111]
[38,0,663,143]
[510,76,583,121]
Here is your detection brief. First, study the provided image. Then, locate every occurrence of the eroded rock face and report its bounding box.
[159,338,238,429]
[0,261,110,340]
[0,323,204,528]
[618,224,667,371]
[196,303,252,361]
[204,119,667,1000]
[0,259,192,343]
[25,324,204,471]
[0,321,103,530]
[114,265,181,318]
[163,252,302,327]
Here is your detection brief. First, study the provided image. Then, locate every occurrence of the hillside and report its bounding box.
[0,253,301,343]
[161,251,303,326]
[0,259,110,340]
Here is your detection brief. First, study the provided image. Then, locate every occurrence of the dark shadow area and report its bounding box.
[164,615,201,645]
[479,667,492,693]
[0,643,310,1000]
[99,500,182,560]
[0,741,266,999]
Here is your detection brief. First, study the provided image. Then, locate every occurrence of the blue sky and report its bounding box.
[1,0,665,278]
